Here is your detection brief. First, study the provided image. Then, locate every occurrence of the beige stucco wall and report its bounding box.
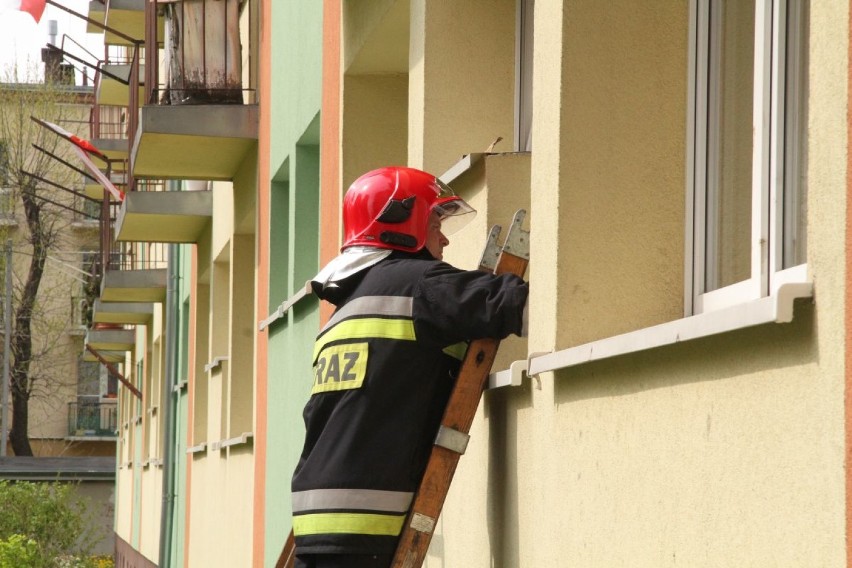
[187,448,255,567]
[409,0,516,174]
[427,1,849,567]
[138,466,163,561]
[342,74,408,189]
[211,181,235,263]
[115,465,134,541]
[186,138,257,567]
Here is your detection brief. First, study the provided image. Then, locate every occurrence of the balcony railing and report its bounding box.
[150,0,251,105]
[91,104,127,141]
[67,399,118,438]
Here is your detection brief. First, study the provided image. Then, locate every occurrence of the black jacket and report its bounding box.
[291,250,528,555]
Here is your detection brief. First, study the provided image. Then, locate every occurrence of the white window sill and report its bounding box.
[220,432,254,449]
[488,281,813,389]
[187,443,207,455]
[204,356,229,373]
[209,432,254,452]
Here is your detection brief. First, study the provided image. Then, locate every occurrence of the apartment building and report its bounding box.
[80,0,852,566]
[0,73,115,459]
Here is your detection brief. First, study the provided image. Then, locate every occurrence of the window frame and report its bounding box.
[514,0,534,152]
[687,0,808,317]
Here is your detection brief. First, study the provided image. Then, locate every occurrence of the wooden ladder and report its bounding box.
[391,210,530,568]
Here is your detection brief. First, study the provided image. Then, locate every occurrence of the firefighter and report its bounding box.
[291,166,528,568]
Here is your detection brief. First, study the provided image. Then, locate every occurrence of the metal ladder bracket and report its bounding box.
[478,225,502,272]
[501,209,530,260]
[434,425,471,455]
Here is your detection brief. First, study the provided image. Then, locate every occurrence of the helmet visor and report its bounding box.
[432,196,476,236]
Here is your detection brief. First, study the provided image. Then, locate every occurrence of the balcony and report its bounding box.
[81,349,126,364]
[115,189,211,243]
[85,327,135,352]
[85,1,106,35]
[100,268,167,303]
[97,245,168,303]
[97,63,145,107]
[92,299,154,325]
[131,0,257,181]
[67,400,118,439]
[132,104,258,180]
[86,0,157,46]
[90,104,130,165]
[84,169,127,200]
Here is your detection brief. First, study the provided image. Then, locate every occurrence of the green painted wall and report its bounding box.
[270,3,323,169]
[265,2,324,566]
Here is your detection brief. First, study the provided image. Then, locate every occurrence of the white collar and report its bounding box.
[311,247,393,291]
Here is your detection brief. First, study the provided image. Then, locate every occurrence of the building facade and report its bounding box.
[78,0,852,566]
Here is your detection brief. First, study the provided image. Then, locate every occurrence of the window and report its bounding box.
[689,0,808,314]
[0,140,9,186]
[514,0,534,152]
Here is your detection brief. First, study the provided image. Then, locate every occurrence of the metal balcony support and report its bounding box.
[85,345,141,399]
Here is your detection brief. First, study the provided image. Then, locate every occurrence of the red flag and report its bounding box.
[70,146,126,202]
[0,0,46,23]
[32,117,110,161]
[31,116,125,202]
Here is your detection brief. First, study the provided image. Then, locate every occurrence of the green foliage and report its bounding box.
[88,556,115,568]
[0,534,40,568]
[55,554,114,568]
[0,481,103,567]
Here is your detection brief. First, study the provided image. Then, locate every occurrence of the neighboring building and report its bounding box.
[0,75,116,459]
[81,0,852,567]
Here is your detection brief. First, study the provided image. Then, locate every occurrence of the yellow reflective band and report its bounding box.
[293,512,406,537]
[442,342,468,361]
[313,343,368,394]
[313,318,416,361]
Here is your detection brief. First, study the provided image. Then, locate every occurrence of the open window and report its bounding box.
[688,0,809,314]
[514,0,534,152]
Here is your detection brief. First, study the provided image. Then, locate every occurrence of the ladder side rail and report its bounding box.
[391,248,528,568]
[275,529,296,568]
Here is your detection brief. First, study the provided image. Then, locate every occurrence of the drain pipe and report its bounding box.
[158,243,179,567]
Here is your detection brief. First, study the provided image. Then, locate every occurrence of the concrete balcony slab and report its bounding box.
[81,349,126,364]
[115,190,211,243]
[85,328,135,352]
[91,137,129,162]
[100,268,167,303]
[132,104,258,180]
[92,300,154,325]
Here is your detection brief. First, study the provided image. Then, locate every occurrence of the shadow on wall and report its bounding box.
[483,373,533,568]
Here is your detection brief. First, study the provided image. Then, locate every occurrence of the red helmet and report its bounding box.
[342,166,475,252]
